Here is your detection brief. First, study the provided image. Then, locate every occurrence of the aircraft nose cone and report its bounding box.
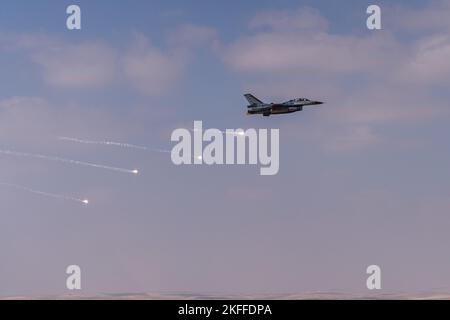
[315,101,324,105]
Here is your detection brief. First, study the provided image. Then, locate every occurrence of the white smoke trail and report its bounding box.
[58,136,171,153]
[0,149,139,175]
[58,137,147,150]
[191,128,245,136]
[0,182,89,205]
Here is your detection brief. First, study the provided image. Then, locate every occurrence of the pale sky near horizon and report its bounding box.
[1,0,450,296]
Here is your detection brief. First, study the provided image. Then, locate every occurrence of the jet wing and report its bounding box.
[270,104,288,111]
[253,105,273,112]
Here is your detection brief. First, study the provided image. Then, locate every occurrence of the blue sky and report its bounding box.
[1,0,450,297]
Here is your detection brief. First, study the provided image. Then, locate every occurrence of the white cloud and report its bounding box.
[221,5,450,151]
[0,97,52,143]
[0,34,117,89]
[0,96,48,109]
[167,24,217,48]
[395,35,450,84]
[32,42,117,89]
[0,95,163,148]
[326,86,447,125]
[389,0,450,34]
[123,34,186,96]
[2,24,217,95]
[223,3,450,86]
[282,121,381,152]
[123,25,217,96]
[249,7,328,32]
[321,125,381,152]
[0,96,100,144]
[224,30,402,75]
[223,7,401,75]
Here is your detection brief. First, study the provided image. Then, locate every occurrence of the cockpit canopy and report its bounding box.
[289,98,310,103]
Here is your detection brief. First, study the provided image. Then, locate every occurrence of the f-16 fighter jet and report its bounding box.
[245,94,323,117]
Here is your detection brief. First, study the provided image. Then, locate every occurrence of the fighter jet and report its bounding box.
[244,94,323,117]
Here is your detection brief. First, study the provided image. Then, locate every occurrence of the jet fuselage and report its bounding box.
[244,94,323,117]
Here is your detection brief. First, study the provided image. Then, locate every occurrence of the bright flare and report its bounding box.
[0,182,89,205]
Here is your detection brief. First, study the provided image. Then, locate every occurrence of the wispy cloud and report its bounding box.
[395,34,450,85]
[389,0,450,34]
[220,4,450,151]
[33,42,117,89]
[223,8,401,75]
[249,7,329,32]
[1,24,217,95]
[122,33,186,96]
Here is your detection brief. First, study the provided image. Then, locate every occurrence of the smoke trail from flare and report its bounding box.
[58,137,171,153]
[0,149,139,175]
[191,129,245,136]
[0,182,89,205]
